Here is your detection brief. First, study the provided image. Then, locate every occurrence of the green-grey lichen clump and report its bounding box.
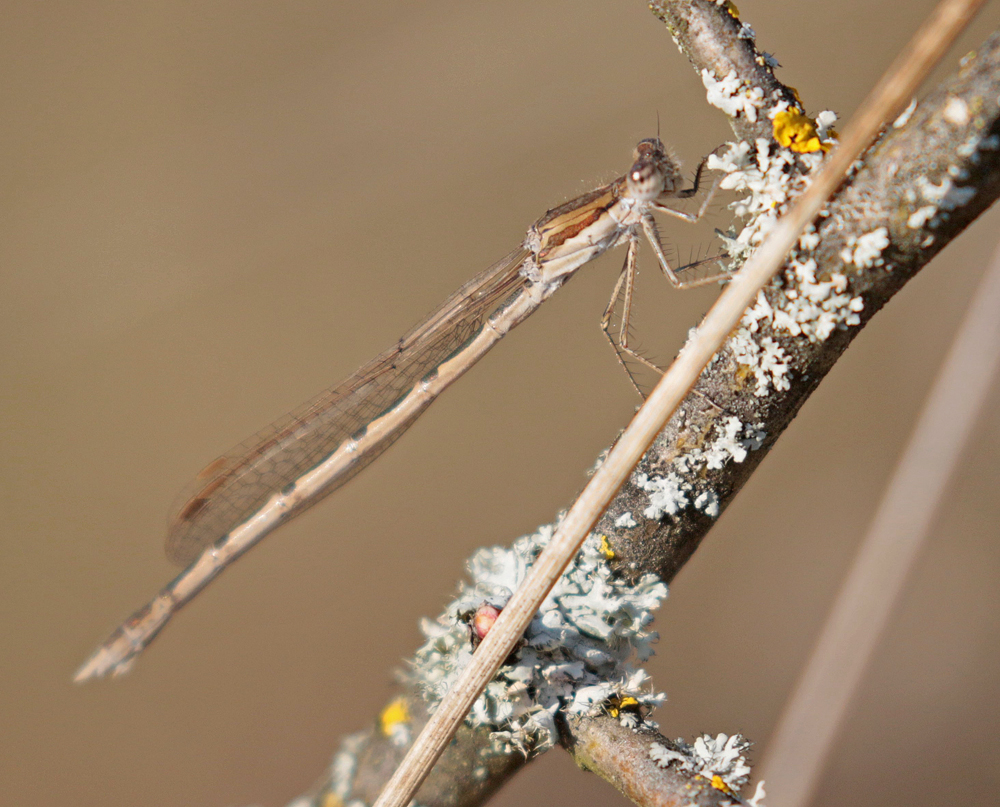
[701,102,875,399]
[405,527,668,755]
[650,732,752,792]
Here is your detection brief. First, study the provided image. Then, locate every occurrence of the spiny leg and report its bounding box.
[642,153,731,287]
[675,145,728,202]
[641,213,730,289]
[651,178,719,223]
[599,236,665,398]
[604,150,731,392]
[601,245,730,410]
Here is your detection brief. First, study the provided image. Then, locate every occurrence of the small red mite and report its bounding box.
[466,601,524,664]
[470,602,502,647]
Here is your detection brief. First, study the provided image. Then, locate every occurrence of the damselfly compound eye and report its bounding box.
[632,137,666,161]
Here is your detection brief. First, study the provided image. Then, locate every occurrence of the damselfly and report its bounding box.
[75,137,722,681]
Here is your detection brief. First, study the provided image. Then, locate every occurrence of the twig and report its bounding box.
[564,716,747,807]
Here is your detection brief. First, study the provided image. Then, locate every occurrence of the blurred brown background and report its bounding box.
[2,2,999,806]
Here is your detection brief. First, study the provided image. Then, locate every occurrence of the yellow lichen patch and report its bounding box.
[599,535,616,560]
[321,793,343,807]
[711,775,734,794]
[380,697,410,737]
[733,362,753,389]
[773,108,830,154]
[725,2,740,20]
[605,695,639,718]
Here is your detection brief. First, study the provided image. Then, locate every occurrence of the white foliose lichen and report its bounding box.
[901,116,994,231]
[728,304,792,397]
[405,528,668,755]
[701,68,765,122]
[901,172,978,233]
[649,733,753,792]
[614,511,638,529]
[710,85,989,385]
[840,227,889,269]
[709,136,821,264]
[907,205,937,229]
[635,416,765,521]
[709,129,870,350]
[772,261,864,342]
[917,174,978,210]
[693,490,720,519]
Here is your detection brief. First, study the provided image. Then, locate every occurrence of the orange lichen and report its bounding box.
[773,108,832,154]
[711,775,734,794]
[379,697,410,736]
[605,695,639,718]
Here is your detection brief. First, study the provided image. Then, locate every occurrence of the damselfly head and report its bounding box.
[632,137,666,161]
[627,138,680,201]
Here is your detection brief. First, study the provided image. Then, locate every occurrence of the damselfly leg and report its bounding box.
[600,153,730,395]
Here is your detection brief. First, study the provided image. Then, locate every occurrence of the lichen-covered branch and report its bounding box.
[565,717,756,807]
[293,5,1000,807]
[648,0,797,143]
[600,21,1000,592]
